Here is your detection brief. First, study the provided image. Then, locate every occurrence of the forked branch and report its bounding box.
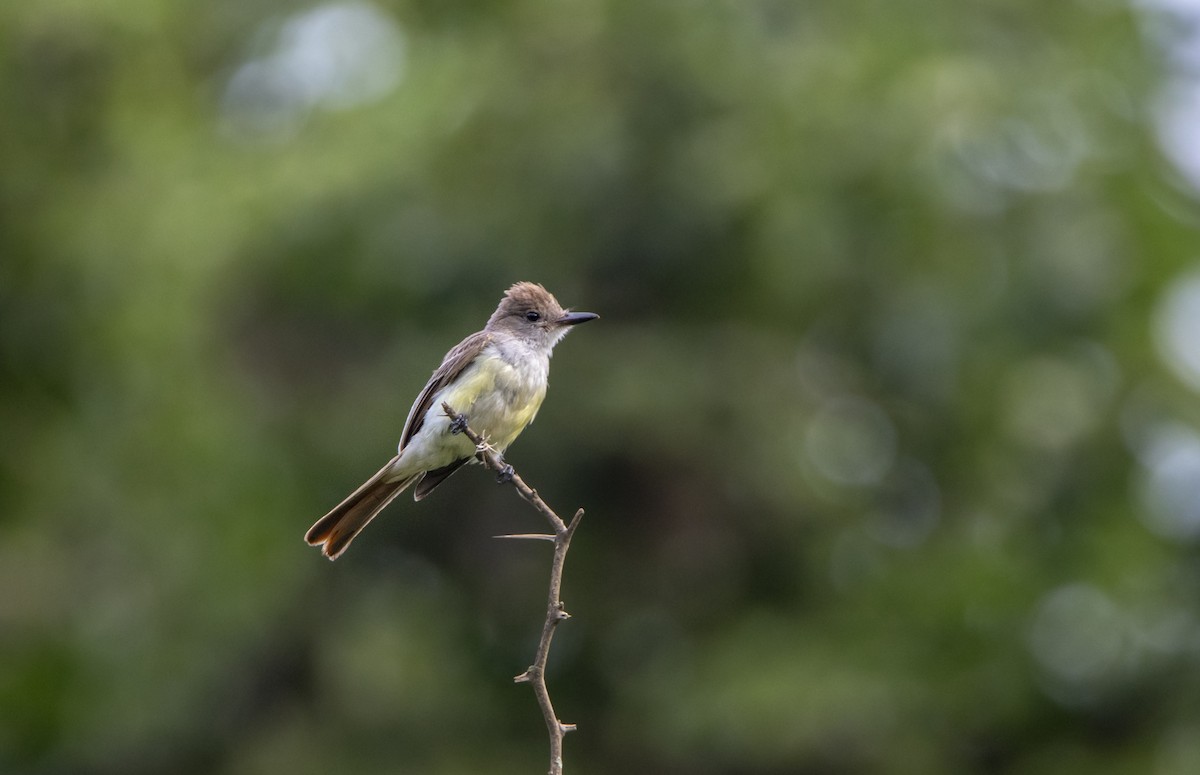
[442,402,581,775]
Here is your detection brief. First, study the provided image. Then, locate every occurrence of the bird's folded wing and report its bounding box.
[399,330,492,450]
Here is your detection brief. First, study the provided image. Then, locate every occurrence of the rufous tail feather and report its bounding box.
[305,456,417,560]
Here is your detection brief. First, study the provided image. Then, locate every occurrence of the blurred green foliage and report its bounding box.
[4,0,1200,773]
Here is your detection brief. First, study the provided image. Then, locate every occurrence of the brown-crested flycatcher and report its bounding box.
[305,282,598,559]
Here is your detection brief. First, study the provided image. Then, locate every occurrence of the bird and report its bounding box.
[305,282,598,560]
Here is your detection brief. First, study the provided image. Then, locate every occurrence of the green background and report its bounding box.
[4,1,1200,773]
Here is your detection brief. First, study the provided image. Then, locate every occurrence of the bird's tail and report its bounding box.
[305,456,418,560]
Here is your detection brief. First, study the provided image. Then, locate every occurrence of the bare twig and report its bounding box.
[442,402,581,775]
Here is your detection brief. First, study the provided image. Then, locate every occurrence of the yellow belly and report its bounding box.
[437,351,547,451]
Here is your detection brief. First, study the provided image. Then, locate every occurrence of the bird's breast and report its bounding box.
[441,347,548,451]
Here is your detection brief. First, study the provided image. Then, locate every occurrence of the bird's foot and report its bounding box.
[495,463,515,484]
[449,414,470,435]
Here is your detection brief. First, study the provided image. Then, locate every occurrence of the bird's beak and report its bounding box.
[558,311,599,326]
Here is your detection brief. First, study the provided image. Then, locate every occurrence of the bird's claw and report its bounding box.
[495,463,514,484]
[449,414,470,435]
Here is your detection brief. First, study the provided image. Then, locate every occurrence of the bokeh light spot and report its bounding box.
[220,2,406,143]
[1153,270,1200,393]
[804,397,897,487]
[1135,422,1200,542]
[1002,352,1112,450]
[1027,583,1126,704]
[1144,0,1200,191]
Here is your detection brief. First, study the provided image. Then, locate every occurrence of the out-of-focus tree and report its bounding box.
[3,1,1200,773]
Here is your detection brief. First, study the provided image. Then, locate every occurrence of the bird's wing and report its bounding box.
[412,457,470,500]
[399,330,492,450]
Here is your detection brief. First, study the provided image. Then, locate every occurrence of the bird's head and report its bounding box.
[487,282,598,349]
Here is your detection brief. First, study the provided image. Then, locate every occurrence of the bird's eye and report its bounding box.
[525,310,541,322]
